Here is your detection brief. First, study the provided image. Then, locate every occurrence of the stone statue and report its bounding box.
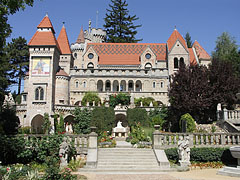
[68,124,73,133]
[149,101,153,107]
[3,93,15,107]
[93,101,95,106]
[178,136,191,167]
[65,122,69,132]
[117,121,123,128]
[217,103,222,111]
[140,101,143,107]
[59,137,70,167]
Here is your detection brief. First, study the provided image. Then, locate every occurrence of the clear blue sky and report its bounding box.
[7,0,240,91]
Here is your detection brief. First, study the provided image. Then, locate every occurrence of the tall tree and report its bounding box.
[185,32,193,48]
[169,62,239,127]
[6,37,29,95]
[212,32,240,74]
[104,0,142,43]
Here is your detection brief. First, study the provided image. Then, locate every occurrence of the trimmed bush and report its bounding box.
[109,93,130,107]
[82,92,101,106]
[91,107,115,134]
[165,147,237,165]
[179,113,196,132]
[127,108,150,127]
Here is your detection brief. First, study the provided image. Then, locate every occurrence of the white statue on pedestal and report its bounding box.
[117,121,123,128]
[178,136,191,167]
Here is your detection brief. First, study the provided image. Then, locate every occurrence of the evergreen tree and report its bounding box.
[104,0,142,43]
[5,37,29,95]
[185,32,193,48]
[212,32,240,74]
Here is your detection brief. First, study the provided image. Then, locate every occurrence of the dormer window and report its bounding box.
[88,53,94,59]
[145,53,151,59]
[145,63,152,70]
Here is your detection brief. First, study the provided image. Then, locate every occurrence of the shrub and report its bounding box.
[73,108,92,134]
[129,122,151,145]
[165,147,237,165]
[82,92,101,106]
[134,97,158,107]
[58,114,65,134]
[18,126,31,134]
[127,108,150,127]
[179,113,196,132]
[42,113,51,134]
[91,107,115,134]
[109,93,130,107]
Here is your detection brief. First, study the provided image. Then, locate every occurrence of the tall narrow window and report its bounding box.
[153,82,156,88]
[83,81,86,88]
[75,81,79,88]
[174,58,178,68]
[160,82,164,88]
[180,57,184,67]
[35,87,44,100]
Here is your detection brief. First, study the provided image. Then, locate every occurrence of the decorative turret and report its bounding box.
[76,26,85,44]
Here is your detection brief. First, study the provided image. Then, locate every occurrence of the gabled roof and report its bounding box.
[188,48,197,65]
[86,43,166,65]
[57,25,71,54]
[56,69,69,77]
[37,15,55,34]
[192,41,211,60]
[167,29,188,52]
[76,26,85,43]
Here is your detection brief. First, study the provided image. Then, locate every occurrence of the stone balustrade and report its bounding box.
[153,132,240,149]
[217,108,240,122]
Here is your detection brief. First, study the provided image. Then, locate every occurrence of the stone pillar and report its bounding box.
[153,125,161,149]
[86,126,98,168]
[189,134,194,147]
[223,105,228,121]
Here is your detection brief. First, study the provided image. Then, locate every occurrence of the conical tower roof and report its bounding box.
[167,29,187,52]
[76,26,85,43]
[57,24,71,54]
[37,14,55,34]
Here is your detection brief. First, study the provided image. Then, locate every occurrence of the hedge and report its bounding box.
[165,147,237,165]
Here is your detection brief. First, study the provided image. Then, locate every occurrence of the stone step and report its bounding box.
[99,148,152,151]
[98,155,156,160]
[98,159,157,162]
[97,162,159,166]
[97,165,160,169]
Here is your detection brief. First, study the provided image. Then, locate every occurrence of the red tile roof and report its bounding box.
[37,15,55,33]
[192,41,211,60]
[28,31,59,46]
[76,26,85,43]
[167,29,188,52]
[56,69,69,77]
[188,48,197,65]
[86,43,166,65]
[57,25,71,54]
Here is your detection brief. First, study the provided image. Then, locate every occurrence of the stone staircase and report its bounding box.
[79,148,171,172]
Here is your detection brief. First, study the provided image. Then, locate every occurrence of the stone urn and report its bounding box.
[230,146,240,168]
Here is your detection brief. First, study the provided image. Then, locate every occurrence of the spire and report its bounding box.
[28,15,60,51]
[167,29,187,52]
[76,26,85,43]
[57,24,71,54]
[37,14,55,34]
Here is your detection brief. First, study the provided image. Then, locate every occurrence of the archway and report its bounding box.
[135,80,142,92]
[31,114,44,134]
[97,80,103,92]
[115,114,128,127]
[120,80,126,91]
[64,115,75,133]
[113,80,119,92]
[105,80,111,91]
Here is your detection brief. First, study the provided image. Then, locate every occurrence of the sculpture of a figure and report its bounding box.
[68,124,73,133]
[65,122,69,132]
[178,136,191,166]
[59,137,69,167]
[117,121,123,128]
[140,101,143,107]
[3,93,15,107]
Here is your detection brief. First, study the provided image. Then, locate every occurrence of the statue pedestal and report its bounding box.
[112,121,129,140]
[179,160,191,167]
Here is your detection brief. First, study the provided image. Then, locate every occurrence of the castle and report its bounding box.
[16,15,211,133]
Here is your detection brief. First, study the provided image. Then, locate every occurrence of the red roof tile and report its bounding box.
[167,29,188,52]
[76,26,85,43]
[37,15,55,33]
[28,31,59,47]
[56,69,69,77]
[57,25,71,54]
[188,48,197,65]
[86,43,166,65]
[192,41,211,60]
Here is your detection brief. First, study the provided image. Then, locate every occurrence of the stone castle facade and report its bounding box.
[16,15,211,133]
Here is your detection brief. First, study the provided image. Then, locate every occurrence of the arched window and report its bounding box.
[87,62,94,69]
[160,82,164,88]
[153,82,156,88]
[145,63,152,70]
[75,81,79,88]
[174,57,178,68]
[35,87,44,100]
[180,57,184,67]
[83,81,86,88]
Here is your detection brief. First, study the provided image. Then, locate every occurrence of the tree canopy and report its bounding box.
[6,37,29,95]
[103,0,142,43]
[185,32,193,48]
[169,62,239,126]
[212,32,240,74]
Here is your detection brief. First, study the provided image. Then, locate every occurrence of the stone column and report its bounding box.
[86,127,98,168]
[153,125,161,149]
[223,104,228,121]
